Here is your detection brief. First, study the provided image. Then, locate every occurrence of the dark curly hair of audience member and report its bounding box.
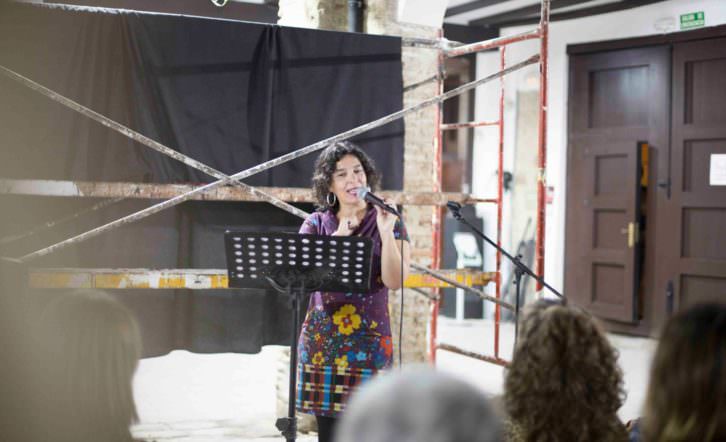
[642,303,726,442]
[311,141,380,212]
[504,299,627,442]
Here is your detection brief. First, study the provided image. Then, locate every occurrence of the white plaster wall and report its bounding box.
[473,0,726,301]
[472,50,518,315]
[397,0,448,27]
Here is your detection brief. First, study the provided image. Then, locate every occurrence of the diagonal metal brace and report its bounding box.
[0,65,309,221]
[6,54,539,262]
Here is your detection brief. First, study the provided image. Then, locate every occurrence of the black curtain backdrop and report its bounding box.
[0,3,404,356]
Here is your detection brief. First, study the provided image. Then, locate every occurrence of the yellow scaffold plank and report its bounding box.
[404,271,494,289]
[28,268,494,290]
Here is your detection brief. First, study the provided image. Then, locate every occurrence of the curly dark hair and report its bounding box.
[504,299,627,442]
[311,141,380,212]
[642,303,726,442]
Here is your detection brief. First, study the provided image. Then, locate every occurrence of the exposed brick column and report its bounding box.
[366,0,440,365]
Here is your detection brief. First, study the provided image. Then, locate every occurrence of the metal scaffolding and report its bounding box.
[0,0,551,368]
[0,54,537,263]
[430,0,550,366]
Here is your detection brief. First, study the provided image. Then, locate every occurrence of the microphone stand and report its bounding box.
[446,202,563,342]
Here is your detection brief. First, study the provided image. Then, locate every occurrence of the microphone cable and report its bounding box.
[396,213,407,369]
[364,188,406,367]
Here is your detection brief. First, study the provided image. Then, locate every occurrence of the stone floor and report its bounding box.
[132,317,657,441]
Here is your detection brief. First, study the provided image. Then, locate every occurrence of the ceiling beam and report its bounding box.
[469,0,594,27]
[474,0,667,28]
[445,0,511,18]
[443,23,499,45]
[567,23,726,54]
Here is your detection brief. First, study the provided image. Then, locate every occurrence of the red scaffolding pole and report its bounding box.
[445,29,540,58]
[431,0,550,367]
[429,29,445,364]
[536,0,550,291]
[495,45,505,360]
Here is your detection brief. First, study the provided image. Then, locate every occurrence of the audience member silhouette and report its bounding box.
[336,365,502,442]
[504,299,627,441]
[37,290,142,442]
[641,303,726,442]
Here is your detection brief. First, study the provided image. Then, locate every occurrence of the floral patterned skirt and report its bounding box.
[295,299,393,417]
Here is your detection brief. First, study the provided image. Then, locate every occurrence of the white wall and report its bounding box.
[472,0,726,300]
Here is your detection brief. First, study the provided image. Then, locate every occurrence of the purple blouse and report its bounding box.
[296,206,409,371]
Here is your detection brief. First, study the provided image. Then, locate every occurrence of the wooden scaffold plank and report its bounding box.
[0,179,488,206]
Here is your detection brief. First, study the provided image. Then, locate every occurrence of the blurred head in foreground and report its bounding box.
[336,365,502,442]
[505,299,627,441]
[643,302,726,442]
[38,289,142,442]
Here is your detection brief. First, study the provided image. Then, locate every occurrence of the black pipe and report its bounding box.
[348,0,364,33]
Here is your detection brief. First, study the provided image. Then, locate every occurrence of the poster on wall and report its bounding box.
[709,154,726,186]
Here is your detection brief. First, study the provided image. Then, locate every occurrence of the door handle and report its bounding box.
[666,280,674,315]
[657,179,670,199]
[621,222,638,248]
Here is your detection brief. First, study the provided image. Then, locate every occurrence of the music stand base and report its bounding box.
[276,416,298,441]
[272,282,303,442]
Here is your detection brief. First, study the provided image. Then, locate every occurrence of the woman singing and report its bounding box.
[296,141,410,442]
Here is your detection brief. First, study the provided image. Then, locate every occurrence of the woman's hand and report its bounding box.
[375,198,397,235]
[333,215,359,236]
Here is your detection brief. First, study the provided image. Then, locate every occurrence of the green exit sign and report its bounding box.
[680,11,705,30]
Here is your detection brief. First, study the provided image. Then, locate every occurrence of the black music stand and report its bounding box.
[224,231,374,442]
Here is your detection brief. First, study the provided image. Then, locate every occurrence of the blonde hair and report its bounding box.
[38,290,142,442]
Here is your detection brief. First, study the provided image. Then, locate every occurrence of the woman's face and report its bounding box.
[329,154,367,207]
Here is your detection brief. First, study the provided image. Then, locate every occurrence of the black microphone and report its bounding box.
[356,187,400,217]
[446,201,463,220]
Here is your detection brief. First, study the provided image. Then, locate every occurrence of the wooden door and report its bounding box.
[654,38,726,314]
[566,47,670,323]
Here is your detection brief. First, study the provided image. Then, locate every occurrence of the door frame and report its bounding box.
[565,46,669,335]
[567,24,726,56]
[565,24,726,336]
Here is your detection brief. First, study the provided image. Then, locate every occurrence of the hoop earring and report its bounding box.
[326,192,337,207]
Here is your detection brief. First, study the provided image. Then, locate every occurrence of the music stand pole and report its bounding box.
[268,279,302,442]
